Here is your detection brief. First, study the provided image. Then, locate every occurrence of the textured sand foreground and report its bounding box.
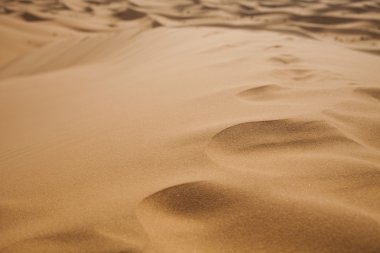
[1,1,380,253]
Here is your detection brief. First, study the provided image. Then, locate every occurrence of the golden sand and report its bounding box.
[0,1,380,252]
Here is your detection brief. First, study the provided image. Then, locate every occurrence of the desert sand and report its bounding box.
[0,0,380,253]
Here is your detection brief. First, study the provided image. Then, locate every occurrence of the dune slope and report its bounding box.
[0,1,380,253]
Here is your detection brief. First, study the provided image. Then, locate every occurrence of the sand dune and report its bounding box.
[1,0,380,253]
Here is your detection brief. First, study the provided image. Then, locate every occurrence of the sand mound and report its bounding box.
[238,84,289,101]
[1,1,380,253]
[206,118,377,178]
[137,180,380,253]
[208,119,358,153]
[138,181,240,219]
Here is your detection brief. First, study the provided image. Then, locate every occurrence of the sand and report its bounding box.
[0,0,380,253]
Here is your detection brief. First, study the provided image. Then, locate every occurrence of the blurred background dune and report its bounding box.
[0,1,380,253]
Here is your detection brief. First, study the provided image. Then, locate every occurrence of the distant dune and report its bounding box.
[0,1,380,253]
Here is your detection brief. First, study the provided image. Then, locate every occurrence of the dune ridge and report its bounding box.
[1,0,380,253]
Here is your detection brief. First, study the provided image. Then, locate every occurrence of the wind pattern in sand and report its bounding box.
[0,1,380,253]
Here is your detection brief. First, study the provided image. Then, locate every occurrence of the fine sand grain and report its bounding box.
[1,1,380,253]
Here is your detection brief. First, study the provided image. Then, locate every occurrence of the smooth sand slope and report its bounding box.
[1,1,380,253]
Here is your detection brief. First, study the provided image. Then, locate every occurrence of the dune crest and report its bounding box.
[1,0,380,253]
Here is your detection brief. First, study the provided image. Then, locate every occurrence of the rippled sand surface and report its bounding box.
[1,1,380,253]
